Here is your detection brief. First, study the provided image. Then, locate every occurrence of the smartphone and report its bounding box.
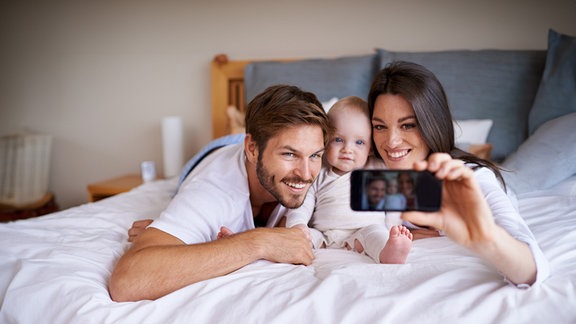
[350,169,442,212]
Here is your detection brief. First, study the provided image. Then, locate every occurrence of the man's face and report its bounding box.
[367,179,386,206]
[256,125,325,209]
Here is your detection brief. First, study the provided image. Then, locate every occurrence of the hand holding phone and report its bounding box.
[350,169,442,212]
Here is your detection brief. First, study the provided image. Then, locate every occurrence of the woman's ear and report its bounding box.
[244,134,259,164]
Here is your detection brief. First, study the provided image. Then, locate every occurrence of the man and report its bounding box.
[108,85,331,301]
[364,177,387,210]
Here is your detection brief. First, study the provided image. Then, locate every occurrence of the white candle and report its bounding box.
[162,116,184,178]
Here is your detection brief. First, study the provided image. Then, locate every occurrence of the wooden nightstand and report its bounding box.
[0,192,59,222]
[468,143,492,160]
[87,174,143,202]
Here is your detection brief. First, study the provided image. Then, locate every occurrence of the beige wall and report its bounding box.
[1,0,575,209]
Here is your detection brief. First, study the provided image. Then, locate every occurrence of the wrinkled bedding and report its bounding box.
[1,176,575,323]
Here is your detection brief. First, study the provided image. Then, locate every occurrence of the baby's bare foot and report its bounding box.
[379,225,413,264]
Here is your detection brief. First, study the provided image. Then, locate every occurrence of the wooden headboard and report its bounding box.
[210,54,250,139]
[209,53,492,160]
[211,54,297,139]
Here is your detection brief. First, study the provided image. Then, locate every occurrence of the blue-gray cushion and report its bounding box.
[244,54,377,104]
[502,112,576,194]
[528,29,576,134]
[377,49,546,161]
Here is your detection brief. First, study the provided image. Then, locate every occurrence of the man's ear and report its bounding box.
[244,134,259,164]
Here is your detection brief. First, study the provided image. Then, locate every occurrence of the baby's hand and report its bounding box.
[217,226,235,239]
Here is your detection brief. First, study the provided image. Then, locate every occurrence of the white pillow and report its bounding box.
[453,119,493,145]
[502,112,576,194]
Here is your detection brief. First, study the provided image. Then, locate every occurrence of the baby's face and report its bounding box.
[325,107,372,175]
[388,180,398,194]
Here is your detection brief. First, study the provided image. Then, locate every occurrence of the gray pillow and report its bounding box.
[502,112,576,194]
[528,29,576,134]
[377,49,546,161]
[244,54,378,104]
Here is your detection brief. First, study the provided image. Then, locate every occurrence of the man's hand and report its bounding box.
[250,227,314,265]
[291,224,312,241]
[217,226,313,265]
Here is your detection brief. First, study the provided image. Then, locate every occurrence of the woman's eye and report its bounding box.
[402,123,417,130]
[373,125,385,131]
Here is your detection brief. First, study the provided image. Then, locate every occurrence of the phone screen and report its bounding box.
[350,169,442,212]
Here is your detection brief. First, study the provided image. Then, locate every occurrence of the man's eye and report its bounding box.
[311,153,322,160]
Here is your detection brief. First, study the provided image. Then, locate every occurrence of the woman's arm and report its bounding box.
[127,219,154,242]
[401,153,537,286]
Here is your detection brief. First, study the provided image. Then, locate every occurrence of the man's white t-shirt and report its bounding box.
[149,143,287,244]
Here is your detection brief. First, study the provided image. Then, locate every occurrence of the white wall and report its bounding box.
[1,0,575,208]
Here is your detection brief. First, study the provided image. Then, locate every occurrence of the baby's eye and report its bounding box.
[334,137,343,143]
[355,140,365,145]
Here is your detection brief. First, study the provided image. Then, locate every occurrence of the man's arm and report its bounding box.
[109,226,313,301]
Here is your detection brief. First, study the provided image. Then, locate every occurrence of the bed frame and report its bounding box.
[210,54,297,138]
[210,54,249,139]
[209,54,492,159]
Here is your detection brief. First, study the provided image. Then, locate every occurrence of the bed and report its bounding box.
[2,47,576,322]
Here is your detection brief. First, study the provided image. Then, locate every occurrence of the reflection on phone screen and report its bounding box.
[350,170,441,212]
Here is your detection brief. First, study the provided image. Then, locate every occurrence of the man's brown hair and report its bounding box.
[245,84,331,152]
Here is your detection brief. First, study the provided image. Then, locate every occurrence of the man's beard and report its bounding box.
[256,158,312,209]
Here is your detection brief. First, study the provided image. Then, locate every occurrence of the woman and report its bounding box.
[368,61,548,287]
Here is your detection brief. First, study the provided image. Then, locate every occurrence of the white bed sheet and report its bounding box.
[1,176,575,323]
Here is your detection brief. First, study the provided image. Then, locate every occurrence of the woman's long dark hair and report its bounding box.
[368,61,505,188]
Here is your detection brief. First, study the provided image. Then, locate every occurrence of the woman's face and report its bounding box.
[371,94,430,169]
[397,172,414,196]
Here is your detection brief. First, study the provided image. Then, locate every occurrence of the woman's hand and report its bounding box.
[410,229,441,240]
[401,153,496,249]
[128,219,154,242]
[217,226,235,239]
[402,153,537,285]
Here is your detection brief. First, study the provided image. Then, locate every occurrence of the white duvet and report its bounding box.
[1,176,575,323]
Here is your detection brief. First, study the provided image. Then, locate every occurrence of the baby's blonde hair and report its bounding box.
[327,96,369,119]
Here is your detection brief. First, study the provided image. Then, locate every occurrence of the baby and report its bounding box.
[285,96,412,264]
[383,177,407,210]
